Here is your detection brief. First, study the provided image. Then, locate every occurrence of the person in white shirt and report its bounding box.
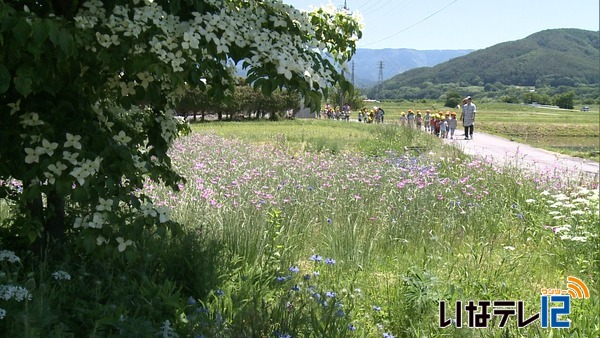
[460,96,476,140]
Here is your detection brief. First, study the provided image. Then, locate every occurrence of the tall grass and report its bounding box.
[1,121,598,337]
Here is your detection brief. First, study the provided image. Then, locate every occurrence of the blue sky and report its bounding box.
[283,0,600,50]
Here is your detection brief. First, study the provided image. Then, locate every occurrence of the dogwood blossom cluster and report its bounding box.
[156,111,181,145]
[2,0,361,257]
[73,0,361,95]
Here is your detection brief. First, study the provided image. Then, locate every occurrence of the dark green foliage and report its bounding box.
[444,90,461,108]
[0,227,223,336]
[553,90,576,109]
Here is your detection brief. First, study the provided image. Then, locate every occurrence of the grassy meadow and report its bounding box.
[1,121,598,337]
[369,102,600,160]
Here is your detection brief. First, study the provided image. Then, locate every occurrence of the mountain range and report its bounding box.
[349,48,473,88]
[378,28,599,90]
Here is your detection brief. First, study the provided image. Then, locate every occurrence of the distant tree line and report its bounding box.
[371,82,597,110]
[177,78,301,121]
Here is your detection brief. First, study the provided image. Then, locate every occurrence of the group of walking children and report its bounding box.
[399,109,459,139]
[400,95,477,139]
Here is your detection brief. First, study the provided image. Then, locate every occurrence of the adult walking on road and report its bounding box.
[461,96,476,140]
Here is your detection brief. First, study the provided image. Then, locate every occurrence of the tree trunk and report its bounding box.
[45,191,65,243]
[24,182,66,256]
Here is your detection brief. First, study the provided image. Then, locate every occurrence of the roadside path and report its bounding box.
[441,132,599,181]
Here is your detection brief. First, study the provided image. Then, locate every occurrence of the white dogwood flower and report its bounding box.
[24,148,41,164]
[87,212,106,229]
[47,161,67,176]
[64,133,82,149]
[63,151,79,165]
[140,202,157,217]
[20,113,44,126]
[96,235,109,245]
[113,130,132,144]
[96,198,113,212]
[37,139,58,156]
[116,237,133,252]
[155,205,170,223]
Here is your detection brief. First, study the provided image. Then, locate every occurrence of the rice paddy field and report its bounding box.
[372,102,600,160]
[1,120,598,337]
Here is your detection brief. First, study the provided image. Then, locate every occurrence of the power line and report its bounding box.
[357,0,385,11]
[360,0,396,15]
[362,0,460,47]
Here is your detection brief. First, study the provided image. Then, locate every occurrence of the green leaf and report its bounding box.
[260,80,272,97]
[11,18,31,45]
[82,234,95,252]
[170,0,181,14]
[58,28,74,56]
[28,230,38,244]
[0,64,10,94]
[55,180,71,197]
[48,21,60,47]
[43,72,63,95]
[14,75,32,97]
[31,19,49,46]
[73,187,87,203]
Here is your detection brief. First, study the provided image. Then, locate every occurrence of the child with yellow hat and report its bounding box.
[415,111,422,130]
[424,110,431,131]
[407,109,415,128]
[449,112,458,139]
[399,111,407,126]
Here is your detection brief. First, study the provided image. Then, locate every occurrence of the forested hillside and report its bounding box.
[368,29,599,103]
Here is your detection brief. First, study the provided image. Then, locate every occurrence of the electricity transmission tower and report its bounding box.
[377,60,384,100]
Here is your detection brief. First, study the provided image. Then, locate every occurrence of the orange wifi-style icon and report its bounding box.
[566,276,590,299]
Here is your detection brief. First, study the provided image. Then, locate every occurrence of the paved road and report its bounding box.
[441,132,599,181]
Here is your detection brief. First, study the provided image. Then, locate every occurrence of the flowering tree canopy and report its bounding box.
[0,0,362,253]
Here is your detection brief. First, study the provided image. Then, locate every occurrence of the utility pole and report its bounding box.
[339,0,350,110]
[377,60,384,101]
[351,60,355,87]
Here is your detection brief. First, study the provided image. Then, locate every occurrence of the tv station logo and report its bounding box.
[439,276,590,329]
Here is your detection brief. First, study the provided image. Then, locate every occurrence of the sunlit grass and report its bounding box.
[157,124,599,336]
[371,101,599,159]
[1,121,598,337]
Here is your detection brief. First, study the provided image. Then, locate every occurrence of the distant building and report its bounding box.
[295,104,317,119]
